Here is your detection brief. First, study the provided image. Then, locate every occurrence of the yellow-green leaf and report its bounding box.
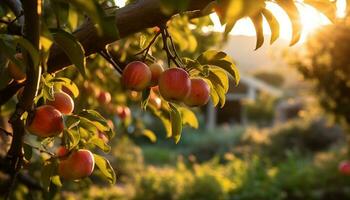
[262,8,280,44]
[93,154,116,184]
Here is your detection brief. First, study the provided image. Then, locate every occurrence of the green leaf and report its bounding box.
[141,88,151,110]
[23,143,33,161]
[169,103,182,144]
[197,50,240,85]
[89,137,111,153]
[262,8,280,44]
[276,0,301,45]
[42,83,55,101]
[0,34,40,70]
[250,13,264,50]
[62,0,119,38]
[178,107,198,129]
[64,128,80,150]
[208,67,229,93]
[79,110,110,132]
[64,115,80,129]
[50,28,87,77]
[51,77,79,98]
[41,160,57,191]
[206,80,219,107]
[93,154,116,184]
[51,175,62,187]
[142,129,157,143]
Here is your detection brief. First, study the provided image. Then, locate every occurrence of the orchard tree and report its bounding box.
[293,13,350,130]
[0,0,337,198]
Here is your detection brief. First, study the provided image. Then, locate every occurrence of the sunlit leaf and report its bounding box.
[142,129,157,143]
[178,107,198,129]
[169,103,182,144]
[64,128,80,150]
[93,154,116,184]
[89,137,111,153]
[50,77,79,98]
[276,0,301,45]
[262,8,280,44]
[250,13,264,50]
[197,50,240,85]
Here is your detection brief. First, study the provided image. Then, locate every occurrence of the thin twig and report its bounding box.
[159,24,183,68]
[135,31,161,61]
[99,50,123,74]
[23,142,55,157]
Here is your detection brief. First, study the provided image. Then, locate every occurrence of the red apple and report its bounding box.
[58,149,95,180]
[26,105,64,137]
[149,63,164,86]
[97,91,111,105]
[339,160,350,175]
[158,68,191,102]
[184,78,210,107]
[122,61,151,91]
[116,106,131,120]
[56,146,70,158]
[47,92,74,114]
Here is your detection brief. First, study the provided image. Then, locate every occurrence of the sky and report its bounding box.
[114,0,347,42]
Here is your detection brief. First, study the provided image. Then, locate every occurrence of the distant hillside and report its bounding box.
[221,35,307,94]
[221,35,298,72]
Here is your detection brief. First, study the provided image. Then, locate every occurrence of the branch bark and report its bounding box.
[47,0,214,73]
[4,0,41,198]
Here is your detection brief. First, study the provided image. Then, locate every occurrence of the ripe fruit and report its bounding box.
[122,61,151,91]
[116,106,131,120]
[339,161,350,175]
[7,53,26,82]
[27,105,64,137]
[184,78,210,107]
[58,149,95,180]
[56,146,70,158]
[47,92,74,114]
[158,68,191,102]
[97,91,111,105]
[149,63,164,86]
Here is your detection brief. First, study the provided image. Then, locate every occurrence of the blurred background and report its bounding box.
[1,0,350,199]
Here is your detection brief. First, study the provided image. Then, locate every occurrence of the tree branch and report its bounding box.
[4,0,41,198]
[0,81,24,106]
[47,0,214,73]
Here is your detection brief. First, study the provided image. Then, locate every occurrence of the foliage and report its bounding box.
[292,23,350,129]
[244,92,277,126]
[0,0,340,196]
[241,118,344,161]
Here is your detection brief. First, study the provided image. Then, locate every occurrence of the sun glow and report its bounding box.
[210,0,347,42]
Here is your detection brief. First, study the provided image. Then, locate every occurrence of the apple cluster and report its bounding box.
[122,61,210,107]
[24,90,95,180]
